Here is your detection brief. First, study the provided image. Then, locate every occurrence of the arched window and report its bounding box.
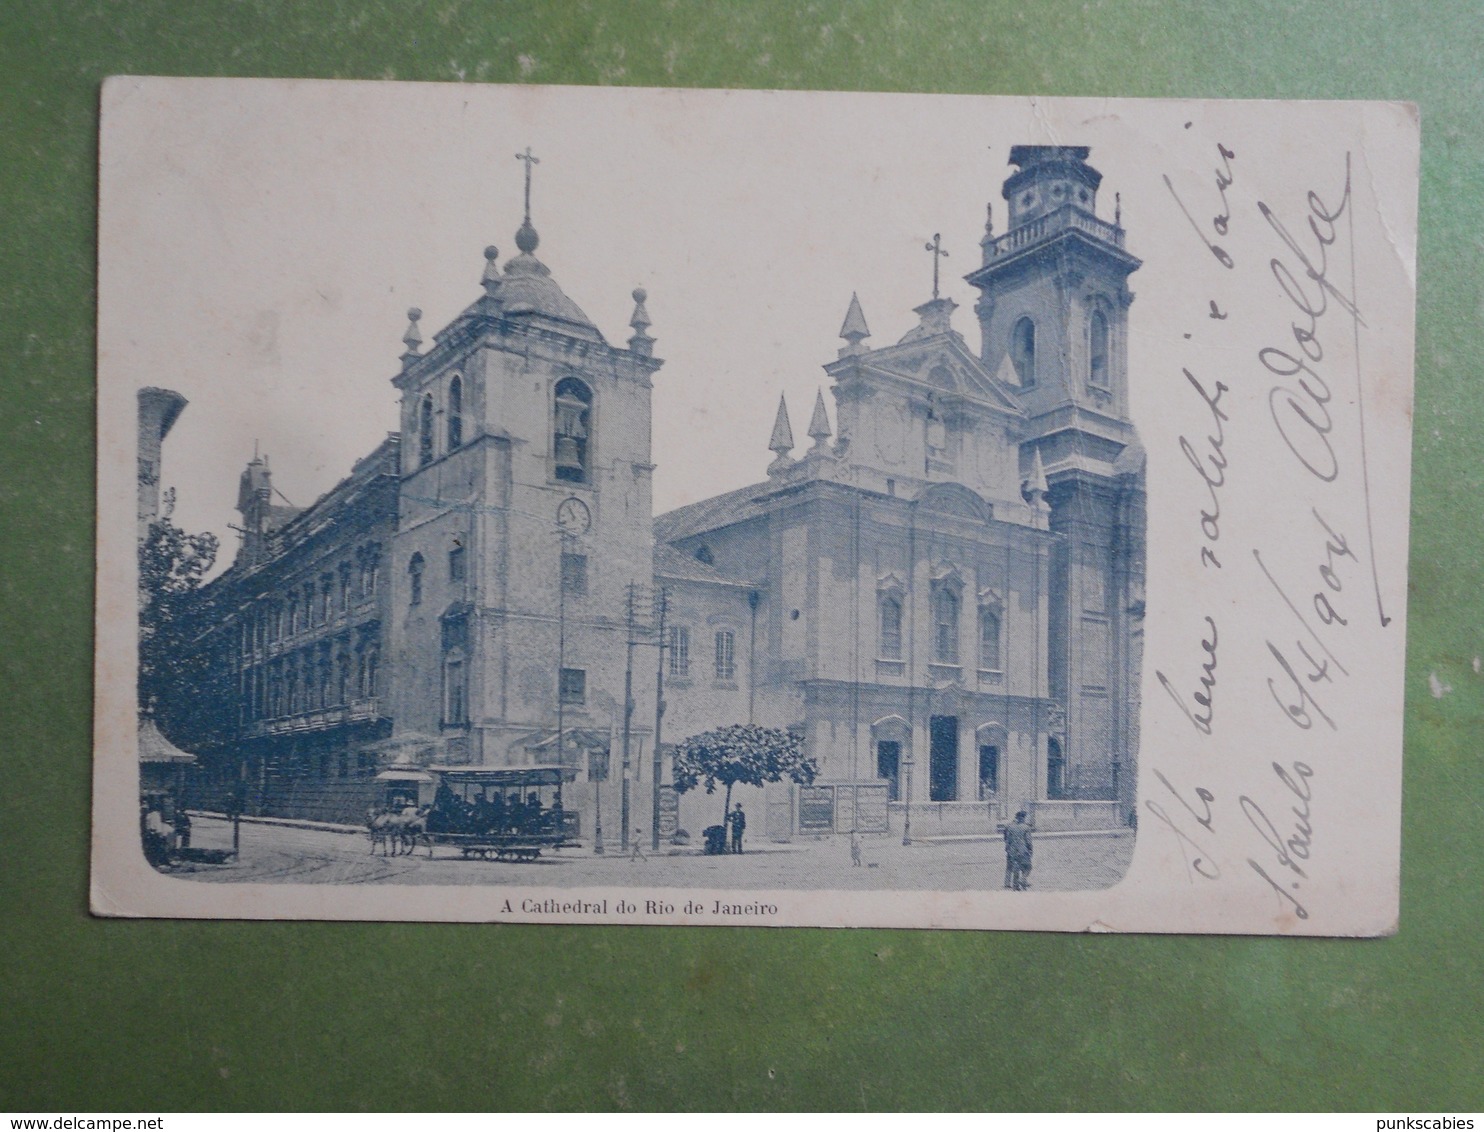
[933,587,960,665]
[418,393,435,467]
[408,552,425,606]
[979,607,1002,671]
[1011,317,1036,388]
[879,595,903,660]
[1047,737,1066,799]
[553,377,593,484]
[978,744,1000,799]
[1089,309,1109,389]
[447,376,463,450]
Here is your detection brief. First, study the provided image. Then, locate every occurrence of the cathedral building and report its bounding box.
[167,144,1144,841]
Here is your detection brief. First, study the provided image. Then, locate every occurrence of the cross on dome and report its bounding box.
[514,146,541,254]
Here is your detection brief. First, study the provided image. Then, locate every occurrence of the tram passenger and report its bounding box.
[473,793,494,836]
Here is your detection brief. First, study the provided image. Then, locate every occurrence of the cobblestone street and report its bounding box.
[171,814,1134,892]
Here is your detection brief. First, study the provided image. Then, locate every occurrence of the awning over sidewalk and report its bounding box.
[138,717,197,765]
[374,769,436,783]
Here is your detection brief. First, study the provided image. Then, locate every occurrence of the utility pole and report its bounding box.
[621,583,641,853]
[651,586,669,852]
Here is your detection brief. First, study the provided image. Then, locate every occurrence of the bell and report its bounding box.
[554,393,587,440]
[555,435,583,473]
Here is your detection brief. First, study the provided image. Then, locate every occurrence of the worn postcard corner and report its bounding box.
[95,79,1419,934]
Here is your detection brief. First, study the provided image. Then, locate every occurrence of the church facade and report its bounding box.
[164,144,1144,842]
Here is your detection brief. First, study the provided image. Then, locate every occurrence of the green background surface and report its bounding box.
[2,0,1480,1112]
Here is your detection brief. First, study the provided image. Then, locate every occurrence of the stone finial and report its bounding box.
[767,394,795,475]
[807,388,831,452]
[1026,447,1050,514]
[838,292,870,357]
[628,286,654,357]
[401,307,423,367]
[1115,192,1122,226]
[981,202,997,265]
[482,246,501,295]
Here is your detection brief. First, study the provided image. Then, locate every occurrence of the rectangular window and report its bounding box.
[449,544,466,582]
[979,608,1002,670]
[668,626,690,677]
[714,630,736,681]
[561,552,588,596]
[879,596,903,660]
[559,667,586,705]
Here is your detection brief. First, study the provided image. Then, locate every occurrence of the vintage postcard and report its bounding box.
[94,79,1418,933]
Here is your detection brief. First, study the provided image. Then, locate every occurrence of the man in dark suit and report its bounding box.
[728,802,747,854]
[1003,810,1033,890]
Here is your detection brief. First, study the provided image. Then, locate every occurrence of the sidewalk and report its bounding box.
[188,810,365,835]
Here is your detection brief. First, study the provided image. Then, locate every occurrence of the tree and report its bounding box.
[670,723,819,825]
[138,515,219,729]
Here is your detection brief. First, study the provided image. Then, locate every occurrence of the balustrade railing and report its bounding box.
[987,205,1124,258]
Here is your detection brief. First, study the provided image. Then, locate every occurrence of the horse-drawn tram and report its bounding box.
[370,765,579,861]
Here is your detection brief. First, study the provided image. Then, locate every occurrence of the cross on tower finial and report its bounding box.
[924,233,949,300]
[515,146,540,223]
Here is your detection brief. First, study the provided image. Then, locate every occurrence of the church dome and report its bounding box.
[499,248,605,342]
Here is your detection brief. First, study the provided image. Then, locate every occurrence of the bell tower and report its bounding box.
[388,148,662,777]
[965,145,1145,817]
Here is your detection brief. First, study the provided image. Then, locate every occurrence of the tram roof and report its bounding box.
[423,764,576,785]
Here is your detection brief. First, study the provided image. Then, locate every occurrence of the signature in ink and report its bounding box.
[1243,760,1315,920]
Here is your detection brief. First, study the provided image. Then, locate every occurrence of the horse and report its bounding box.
[366,806,398,856]
[385,806,430,857]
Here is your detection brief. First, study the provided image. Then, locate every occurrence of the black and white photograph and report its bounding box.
[96,80,1417,932]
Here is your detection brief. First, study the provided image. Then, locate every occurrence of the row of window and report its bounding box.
[1008,311,1109,391]
[880,590,1002,669]
[408,542,467,605]
[666,627,737,682]
[408,547,589,608]
[238,546,382,656]
[417,376,464,468]
[238,642,381,723]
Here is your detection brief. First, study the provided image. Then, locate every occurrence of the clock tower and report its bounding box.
[387,151,662,783]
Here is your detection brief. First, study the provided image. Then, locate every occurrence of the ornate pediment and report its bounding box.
[916,482,994,525]
[931,561,966,591]
[876,571,907,597]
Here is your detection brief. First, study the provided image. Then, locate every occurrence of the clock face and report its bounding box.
[556,496,591,534]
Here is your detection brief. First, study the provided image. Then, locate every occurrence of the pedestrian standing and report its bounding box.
[1003,810,1033,890]
[728,802,747,854]
[630,828,646,862]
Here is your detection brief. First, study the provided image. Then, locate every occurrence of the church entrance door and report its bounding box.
[876,740,901,802]
[929,715,958,802]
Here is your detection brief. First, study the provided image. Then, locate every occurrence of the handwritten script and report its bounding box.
[1149,136,1391,924]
